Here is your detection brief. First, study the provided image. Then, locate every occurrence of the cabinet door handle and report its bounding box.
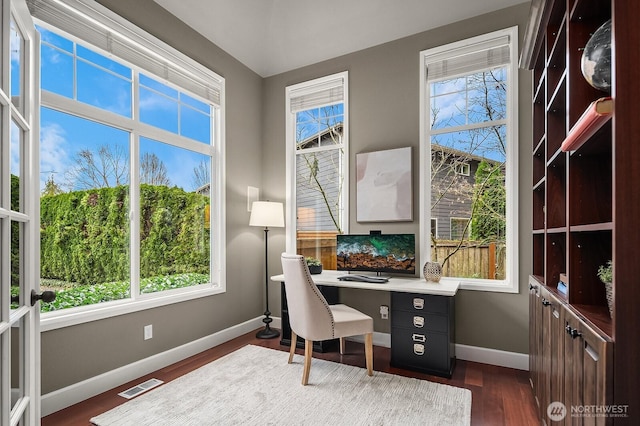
[413,298,424,309]
[413,343,425,356]
[413,316,425,328]
[412,333,426,342]
[542,298,551,306]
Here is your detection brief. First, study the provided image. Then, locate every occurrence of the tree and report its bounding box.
[429,68,507,274]
[64,144,129,190]
[471,161,505,241]
[191,160,210,191]
[140,153,170,186]
[296,105,344,232]
[42,173,64,196]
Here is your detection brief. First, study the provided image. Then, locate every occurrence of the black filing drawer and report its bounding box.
[391,309,448,333]
[391,330,450,373]
[391,292,449,314]
[390,292,455,377]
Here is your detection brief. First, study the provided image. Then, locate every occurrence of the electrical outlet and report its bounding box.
[380,305,389,320]
[144,324,153,340]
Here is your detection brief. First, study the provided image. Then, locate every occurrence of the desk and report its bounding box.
[271,270,460,378]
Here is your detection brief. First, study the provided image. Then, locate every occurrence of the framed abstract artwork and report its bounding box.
[356,147,412,222]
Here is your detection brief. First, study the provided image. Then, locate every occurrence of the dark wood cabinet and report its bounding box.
[529,280,612,425]
[523,0,640,423]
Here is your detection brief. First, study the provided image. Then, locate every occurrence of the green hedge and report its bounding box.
[14,273,210,311]
[40,184,210,285]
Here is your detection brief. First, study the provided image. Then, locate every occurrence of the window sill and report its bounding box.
[40,285,224,332]
[458,278,519,293]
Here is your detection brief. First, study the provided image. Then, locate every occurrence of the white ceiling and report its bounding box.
[153,0,527,77]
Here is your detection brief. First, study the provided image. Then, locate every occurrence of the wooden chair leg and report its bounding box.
[302,339,313,385]
[364,333,373,376]
[288,331,297,364]
[339,337,345,354]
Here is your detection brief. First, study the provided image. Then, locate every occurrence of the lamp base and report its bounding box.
[256,326,280,339]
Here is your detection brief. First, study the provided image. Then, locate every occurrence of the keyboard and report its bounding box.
[337,274,389,283]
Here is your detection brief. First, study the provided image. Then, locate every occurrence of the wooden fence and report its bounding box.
[432,241,505,280]
[297,231,505,280]
[297,231,339,270]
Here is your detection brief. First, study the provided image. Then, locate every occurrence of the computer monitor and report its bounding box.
[336,233,416,275]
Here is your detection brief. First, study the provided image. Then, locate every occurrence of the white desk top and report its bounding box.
[271,270,459,297]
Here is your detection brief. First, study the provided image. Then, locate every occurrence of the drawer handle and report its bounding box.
[413,343,425,356]
[413,316,425,328]
[413,298,424,309]
[412,333,426,342]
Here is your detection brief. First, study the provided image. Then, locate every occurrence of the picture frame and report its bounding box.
[356,146,412,222]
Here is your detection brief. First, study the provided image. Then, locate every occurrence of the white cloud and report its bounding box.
[40,123,71,190]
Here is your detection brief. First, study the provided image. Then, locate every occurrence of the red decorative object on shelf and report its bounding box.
[560,97,613,152]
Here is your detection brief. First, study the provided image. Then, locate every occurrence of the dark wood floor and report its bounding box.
[42,329,540,425]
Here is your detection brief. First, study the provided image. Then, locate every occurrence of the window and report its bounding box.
[454,163,470,176]
[285,72,348,269]
[419,27,518,292]
[31,0,225,326]
[431,218,438,239]
[450,218,471,240]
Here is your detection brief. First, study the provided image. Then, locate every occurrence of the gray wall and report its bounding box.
[41,0,532,395]
[41,0,266,394]
[262,2,532,354]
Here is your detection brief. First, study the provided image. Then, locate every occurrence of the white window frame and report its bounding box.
[31,0,226,331]
[431,218,438,239]
[419,27,518,293]
[285,72,349,252]
[454,162,471,176]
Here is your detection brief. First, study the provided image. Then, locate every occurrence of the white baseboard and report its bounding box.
[347,332,391,348]
[41,316,269,417]
[41,318,527,417]
[455,343,529,371]
[350,334,528,371]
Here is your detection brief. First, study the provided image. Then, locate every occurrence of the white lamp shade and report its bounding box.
[249,201,284,228]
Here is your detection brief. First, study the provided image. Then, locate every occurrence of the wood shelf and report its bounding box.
[561,97,613,152]
[520,0,632,417]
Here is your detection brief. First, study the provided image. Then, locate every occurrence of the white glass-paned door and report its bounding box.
[1,0,41,424]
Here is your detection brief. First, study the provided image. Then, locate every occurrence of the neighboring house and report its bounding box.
[296,123,343,232]
[430,143,500,240]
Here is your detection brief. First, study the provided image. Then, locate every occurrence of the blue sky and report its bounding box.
[35,25,212,192]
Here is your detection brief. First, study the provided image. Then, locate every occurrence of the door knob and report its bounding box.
[31,289,56,307]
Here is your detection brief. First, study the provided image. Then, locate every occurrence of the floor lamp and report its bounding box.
[250,201,284,339]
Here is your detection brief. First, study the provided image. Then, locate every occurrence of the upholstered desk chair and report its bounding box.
[280,253,374,385]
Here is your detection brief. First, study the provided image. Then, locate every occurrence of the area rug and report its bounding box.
[91,344,471,426]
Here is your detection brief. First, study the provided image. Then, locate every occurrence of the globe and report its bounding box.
[581,19,612,92]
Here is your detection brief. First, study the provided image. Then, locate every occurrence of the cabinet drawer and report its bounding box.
[391,310,449,333]
[391,292,449,314]
[391,329,450,373]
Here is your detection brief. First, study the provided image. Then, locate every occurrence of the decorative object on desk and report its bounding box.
[305,256,322,274]
[561,97,613,152]
[423,261,442,283]
[250,201,285,339]
[356,146,412,222]
[597,260,613,318]
[581,19,611,93]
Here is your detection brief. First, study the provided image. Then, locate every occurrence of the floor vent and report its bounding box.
[118,378,164,399]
